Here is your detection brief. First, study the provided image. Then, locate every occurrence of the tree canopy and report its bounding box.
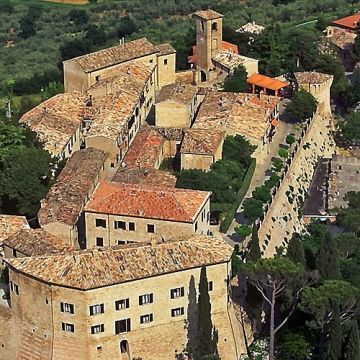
[286,89,318,121]
[222,65,248,93]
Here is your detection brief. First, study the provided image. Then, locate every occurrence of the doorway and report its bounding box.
[120,340,130,359]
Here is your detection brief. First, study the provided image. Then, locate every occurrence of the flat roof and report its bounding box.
[247,73,289,91]
[38,148,107,227]
[6,234,233,290]
[85,181,211,223]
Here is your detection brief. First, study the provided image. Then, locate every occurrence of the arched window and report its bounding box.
[212,22,218,32]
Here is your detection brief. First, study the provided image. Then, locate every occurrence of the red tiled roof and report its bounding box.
[123,127,165,169]
[247,73,289,91]
[332,13,360,30]
[85,182,211,223]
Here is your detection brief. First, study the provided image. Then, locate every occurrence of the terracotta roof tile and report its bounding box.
[112,168,177,188]
[2,228,73,257]
[19,92,90,157]
[156,43,176,55]
[123,127,166,169]
[38,148,107,227]
[85,181,210,223]
[6,234,233,290]
[67,38,158,73]
[193,9,223,20]
[332,13,360,30]
[157,83,198,105]
[327,26,356,50]
[294,71,333,85]
[0,215,29,243]
[181,129,225,155]
[193,91,279,141]
[247,73,289,91]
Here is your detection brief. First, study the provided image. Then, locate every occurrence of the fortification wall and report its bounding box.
[258,112,335,257]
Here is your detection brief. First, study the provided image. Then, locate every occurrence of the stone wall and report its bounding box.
[258,112,335,257]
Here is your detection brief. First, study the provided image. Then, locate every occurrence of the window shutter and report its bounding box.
[139,296,143,306]
[127,318,131,331]
[181,287,184,297]
[100,304,104,313]
[114,221,117,229]
[170,290,174,299]
[60,303,64,312]
[90,306,94,316]
[126,298,129,308]
[71,304,74,314]
[181,307,184,315]
[150,293,153,303]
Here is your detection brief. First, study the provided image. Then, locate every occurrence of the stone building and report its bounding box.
[294,71,334,118]
[189,10,258,82]
[328,153,360,209]
[2,228,73,259]
[5,235,245,360]
[38,148,108,248]
[192,91,280,158]
[84,181,211,247]
[180,128,225,171]
[155,83,199,128]
[19,92,90,159]
[63,38,176,93]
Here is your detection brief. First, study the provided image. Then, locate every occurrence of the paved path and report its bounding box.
[226,99,296,243]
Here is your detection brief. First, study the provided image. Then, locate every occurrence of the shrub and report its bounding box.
[286,133,296,145]
[278,148,289,159]
[243,198,264,222]
[236,225,252,237]
[272,158,283,173]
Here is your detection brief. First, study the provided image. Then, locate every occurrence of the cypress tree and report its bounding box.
[344,320,360,360]
[317,232,341,280]
[246,225,261,263]
[197,266,219,359]
[324,304,342,360]
[286,234,305,266]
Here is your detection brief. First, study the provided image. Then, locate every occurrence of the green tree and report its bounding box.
[317,232,341,280]
[222,135,256,167]
[68,9,89,26]
[19,14,36,39]
[278,148,289,159]
[243,198,264,222]
[117,16,137,38]
[286,133,296,145]
[246,225,261,263]
[338,112,360,147]
[197,266,219,359]
[41,82,64,101]
[0,147,52,218]
[299,280,359,360]
[287,89,318,121]
[252,185,272,203]
[0,123,25,158]
[286,234,306,267]
[222,65,248,93]
[272,158,283,173]
[236,225,252,237]
[344,320,360,360]
[324,304,342,360]
[278,332,312,360]
[243,257,311,360]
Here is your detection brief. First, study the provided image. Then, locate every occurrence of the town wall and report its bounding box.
[257,112,335,256]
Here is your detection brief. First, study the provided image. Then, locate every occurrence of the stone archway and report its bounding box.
[120,340,130,359]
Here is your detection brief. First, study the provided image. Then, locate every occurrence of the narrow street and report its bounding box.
[226,99,296,243]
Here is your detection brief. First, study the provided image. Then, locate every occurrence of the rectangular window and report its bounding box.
[91,324,104,334]
[147,224,155,233]
[90,304,104,316]
[171,307,184,317]
[208,281,213,292]
[60,302,74,314]
[114,221,126,230]
[115,318,131,334]
[170,287,184,299]
[129,222,135,231]
[10,282,19,295]
[164,58,168,65]
[95,219,106,228]
[61,322,74,333]
[117,240,126,245]
[95,75,100,82]
[115,298,130,310]
[12,249,17,257]
[96,237,104,247]
[139,293,153,305]
[140,313,153,324]
[195,221,198,232]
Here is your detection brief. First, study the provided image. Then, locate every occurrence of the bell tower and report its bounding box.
[193,10,223,81]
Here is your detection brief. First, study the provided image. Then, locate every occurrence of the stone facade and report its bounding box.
[84,194,210,247]
[7,250,245,360]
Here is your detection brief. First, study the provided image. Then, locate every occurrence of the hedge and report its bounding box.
[220,158,257,233]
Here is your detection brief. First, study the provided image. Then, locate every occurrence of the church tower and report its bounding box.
[193,10,223,81]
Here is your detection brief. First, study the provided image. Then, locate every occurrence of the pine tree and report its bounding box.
[197,266,219,359]
[317,232,341,280]
[344,320,360,360]
[324,304,342,360]
[286,234,305,266]
[246,225,261,263]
